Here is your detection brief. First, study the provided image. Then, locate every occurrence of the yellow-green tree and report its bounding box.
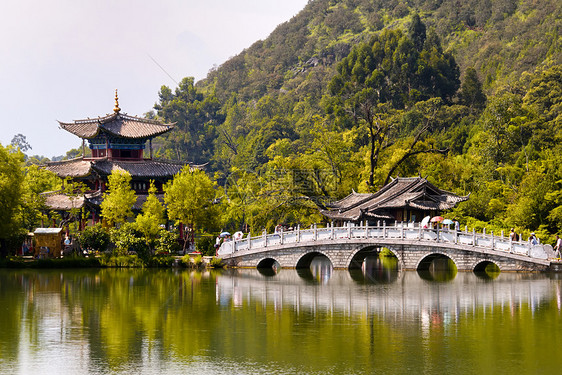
[135,180,165,250]
[100,170,136,227]
[0,144,25,257]
[164,167,218,250]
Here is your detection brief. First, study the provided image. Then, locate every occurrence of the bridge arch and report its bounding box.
[256,257,280,269]
[416,252,458,272]
[295,251,334,269]
[472,260,501,274]
[346,245,403,270]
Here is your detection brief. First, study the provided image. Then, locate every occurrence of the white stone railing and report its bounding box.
[218,222,550,260]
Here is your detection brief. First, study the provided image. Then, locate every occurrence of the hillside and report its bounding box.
[151,0,562,237]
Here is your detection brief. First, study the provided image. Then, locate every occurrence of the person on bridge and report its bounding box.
[529,233,539,246]
[554,235,561,259]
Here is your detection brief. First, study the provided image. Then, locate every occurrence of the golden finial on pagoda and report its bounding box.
[113,89,121,113]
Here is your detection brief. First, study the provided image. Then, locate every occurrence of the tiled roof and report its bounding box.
[44,158,92,178]
[42,192,85,210]
[321,177,469,221]
[58,113,174,139]
[91,159,186,178]
[44,158,190,179]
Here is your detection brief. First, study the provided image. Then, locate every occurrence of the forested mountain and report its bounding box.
[152,0,561,237]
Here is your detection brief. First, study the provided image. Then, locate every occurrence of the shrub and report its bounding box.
[196,235,215,256]
[155,229,180,255]
[99,254,144,268]
[79,224,110,252]
[208,257,224,268]
[110,223,149,258]
[148,255,175,268]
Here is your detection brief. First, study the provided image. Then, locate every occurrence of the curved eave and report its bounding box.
[58,121,101,139]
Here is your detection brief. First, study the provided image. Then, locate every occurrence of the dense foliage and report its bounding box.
[147,0,561,242]
[2,0,562,254]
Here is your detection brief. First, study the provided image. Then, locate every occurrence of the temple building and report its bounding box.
[320,176,469,225]
[42,91,189,226]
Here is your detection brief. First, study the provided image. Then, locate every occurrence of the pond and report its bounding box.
[1,257,561,374]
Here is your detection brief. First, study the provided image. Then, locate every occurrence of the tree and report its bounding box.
[0,144,25,257]
[408,13,426,51]
[459,67,487,113]
[135,181,165,250]
[10,134,32,153]
[328,27,459,188]
[100,170,136,227]
[164,167,218,251]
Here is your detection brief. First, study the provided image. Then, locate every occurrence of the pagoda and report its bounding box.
[43,90,189,226]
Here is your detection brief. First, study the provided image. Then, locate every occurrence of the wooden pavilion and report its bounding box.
[320,176,469,225]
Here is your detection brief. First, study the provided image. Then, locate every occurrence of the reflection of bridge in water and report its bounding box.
[216,269,562,324]
[218,223,555,272]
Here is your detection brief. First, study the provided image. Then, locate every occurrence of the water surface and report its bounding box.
[1,260,561,374]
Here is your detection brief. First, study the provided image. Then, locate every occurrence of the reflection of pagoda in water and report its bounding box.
[42,91,192,227]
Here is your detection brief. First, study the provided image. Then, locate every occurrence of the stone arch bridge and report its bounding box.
[218,223,554,272]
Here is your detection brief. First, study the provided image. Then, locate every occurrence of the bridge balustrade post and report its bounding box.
[419,224,422,241]
[280,229,284,245]
[455,228,458,244]
[509,236,513,253]
[465,225,468,233]
[348,223,352,239]
[400,222,404,239]
[491,231,495,250]
[248,235,252,250]
[365,222,369,238]
[472,228,476,246]
[483,228,486,237]
[297,225,300,243]
[314,224,317,241]
[331,223,334,240]
[383,221,386,239]
[436,228,440,242]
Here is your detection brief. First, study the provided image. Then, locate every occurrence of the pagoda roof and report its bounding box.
[321,177,469,221]
[44,157,194,179]
[58,112,174,139]
[42,191,85,211]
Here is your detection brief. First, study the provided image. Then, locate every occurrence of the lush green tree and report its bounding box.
[20,165,61,232]
[155,77,224,165]
[135,181,165,250]
[100,170,136,227]
[459,67,487,113]
[0,144,25,257]
[164,167,218,251]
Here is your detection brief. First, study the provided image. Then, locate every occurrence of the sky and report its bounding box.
[0,0,309,158]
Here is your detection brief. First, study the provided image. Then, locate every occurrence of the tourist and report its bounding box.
[454,219,460,232]
[554,235,561,259]
[509,228,516,242]
[529,232,538,246]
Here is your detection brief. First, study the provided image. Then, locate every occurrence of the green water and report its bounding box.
[1,258,562,374]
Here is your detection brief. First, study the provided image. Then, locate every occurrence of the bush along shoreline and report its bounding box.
[0,254,224,269]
